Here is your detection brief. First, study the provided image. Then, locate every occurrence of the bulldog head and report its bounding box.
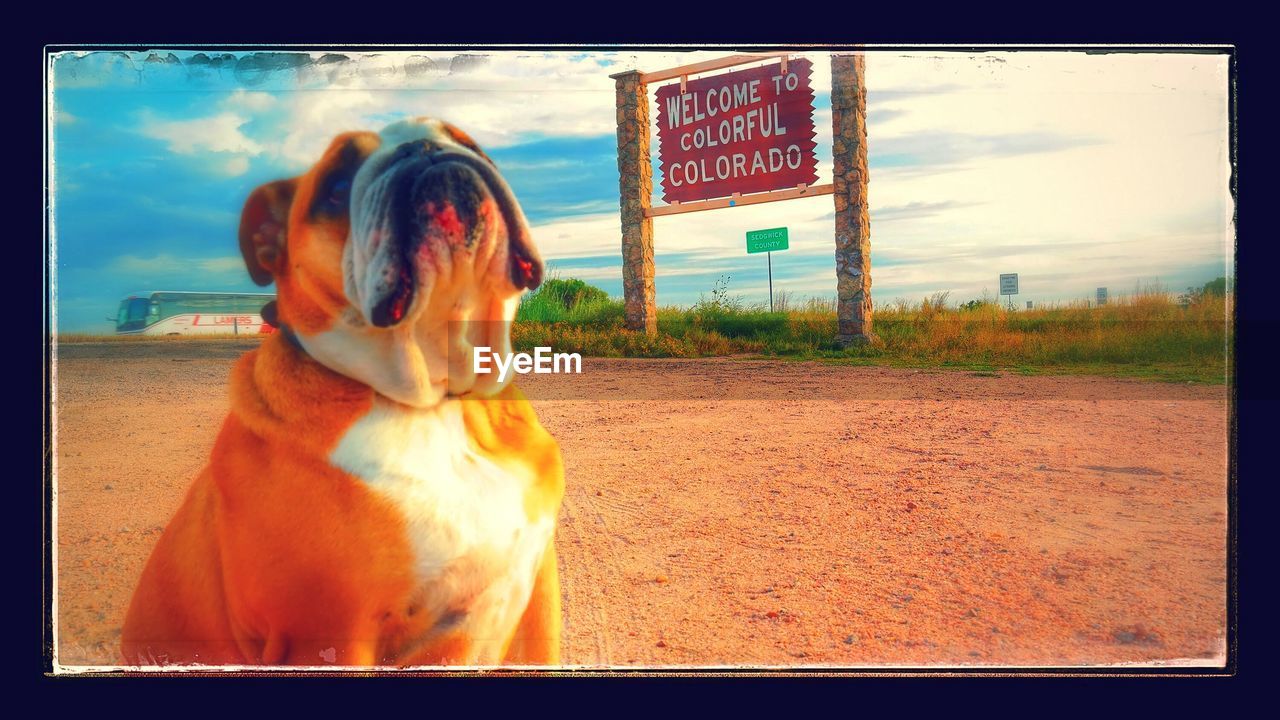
[239,118,543,407]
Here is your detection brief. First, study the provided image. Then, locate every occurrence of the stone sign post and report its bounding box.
[831,53,876,346]
[611,70,658,336]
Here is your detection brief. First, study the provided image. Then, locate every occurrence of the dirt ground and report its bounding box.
[52,340,1229,669]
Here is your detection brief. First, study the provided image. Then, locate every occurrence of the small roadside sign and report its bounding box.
[746,227,789,254]
[1097,287,1108,305]
[999,273,1019,296]
[746,227,789,312]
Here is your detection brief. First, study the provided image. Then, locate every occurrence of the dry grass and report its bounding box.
[515,283,1232,384]
[56,287,1231,384]
[57,332,264,343]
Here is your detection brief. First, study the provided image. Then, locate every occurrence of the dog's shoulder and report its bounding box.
[223,334,376,452]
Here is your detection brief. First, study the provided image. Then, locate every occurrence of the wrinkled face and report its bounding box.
[239,118,543,407]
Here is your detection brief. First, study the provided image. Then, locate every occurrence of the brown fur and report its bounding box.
[121,125,564,666]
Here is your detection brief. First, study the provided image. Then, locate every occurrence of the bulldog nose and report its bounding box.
[387,146,489,252]
[384,137,545,293]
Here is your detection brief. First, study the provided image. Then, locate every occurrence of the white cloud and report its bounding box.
[85,50,1231,309]
[224,88,277,112]
[545,264,620,282]
[108,253,245,277]
[140,51,821,171]
[273,89,384,168]
[220,156,251,176]
[488,157,580,171]
[143,52,641,173]
[531,198,837,266]
[531,212,622,259]
[548,262,740,284]
[139,111,264,156]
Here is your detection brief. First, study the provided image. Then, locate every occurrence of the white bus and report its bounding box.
[113,291,276,336]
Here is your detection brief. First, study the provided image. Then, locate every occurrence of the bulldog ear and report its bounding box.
[238,179,297,286]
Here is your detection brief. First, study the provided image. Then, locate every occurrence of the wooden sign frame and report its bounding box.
[610,51,874,345]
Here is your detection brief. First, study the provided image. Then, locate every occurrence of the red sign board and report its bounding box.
[655,58,818,204]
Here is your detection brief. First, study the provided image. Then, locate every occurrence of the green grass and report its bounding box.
[515,279,1232,384]
[57,279,1231,384]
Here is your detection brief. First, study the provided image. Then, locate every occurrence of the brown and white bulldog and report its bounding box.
[120,118,564,667]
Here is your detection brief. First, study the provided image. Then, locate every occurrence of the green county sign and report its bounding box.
[746,227,789,254]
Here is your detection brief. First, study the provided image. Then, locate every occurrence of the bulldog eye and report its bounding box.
[327,179,352,209]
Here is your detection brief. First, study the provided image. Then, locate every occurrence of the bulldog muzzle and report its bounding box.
[346,137,543,329]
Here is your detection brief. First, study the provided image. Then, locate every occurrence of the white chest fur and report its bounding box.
[329,398,554,664]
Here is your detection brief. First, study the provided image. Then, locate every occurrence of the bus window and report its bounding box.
[151,293,272,320]
[116,298,151,332]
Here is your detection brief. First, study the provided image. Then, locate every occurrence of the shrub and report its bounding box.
[518,277,617,323]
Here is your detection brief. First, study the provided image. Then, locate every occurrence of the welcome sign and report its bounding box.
[655,59,819,203]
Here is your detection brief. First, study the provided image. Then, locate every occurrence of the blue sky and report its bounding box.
[49,50,1232,333]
